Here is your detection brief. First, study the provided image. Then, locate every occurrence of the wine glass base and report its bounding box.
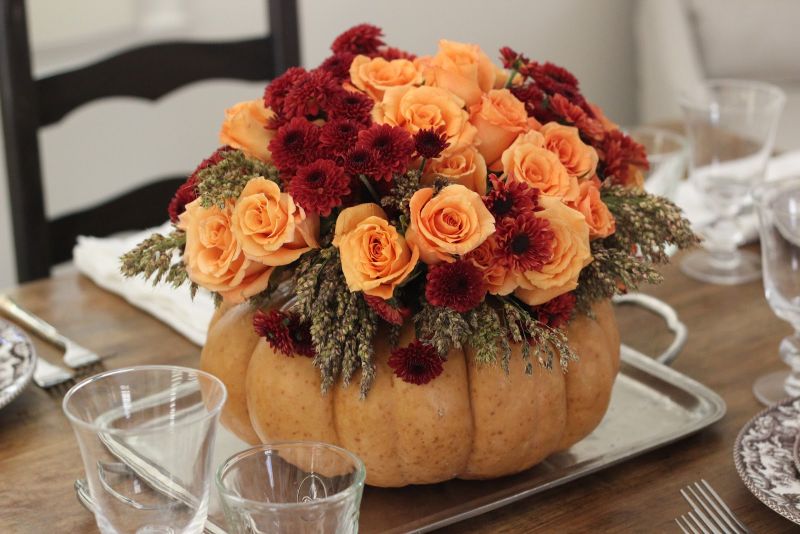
[680,249,761,285]
[753,370,792,405]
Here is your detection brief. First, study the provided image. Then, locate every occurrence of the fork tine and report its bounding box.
[700,479,749,532]
[676,515,699,534]
[681,488,724,534]
[686,511,712,534]
[692,481,742,533]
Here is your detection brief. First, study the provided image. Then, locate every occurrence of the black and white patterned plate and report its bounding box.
[734,396,800,524]
[0,318,37,409]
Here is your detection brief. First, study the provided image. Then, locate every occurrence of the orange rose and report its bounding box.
[219,99,275,163]
[470,89,530,165]
[539,122,599,179]
[333,204,419,299]
[514,196,591,305]
[571,179,615,239]
[465,237,514,294]
[421,145,488,195]
[349,55,422,101]
[178,199,273,304]
[231,178,319,266]
[500,131,580,202]
[373,85,477,151]
[405,184,495,264]
[419,40,496,107]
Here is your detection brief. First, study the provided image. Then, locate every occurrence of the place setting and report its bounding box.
[4,8,800,533]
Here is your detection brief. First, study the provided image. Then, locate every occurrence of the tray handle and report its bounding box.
[612,293,687,366]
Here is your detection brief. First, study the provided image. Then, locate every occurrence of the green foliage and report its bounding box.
[197,150,280,209]
[119,229,197,296]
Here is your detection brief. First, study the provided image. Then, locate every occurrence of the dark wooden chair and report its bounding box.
[0,0,300,282]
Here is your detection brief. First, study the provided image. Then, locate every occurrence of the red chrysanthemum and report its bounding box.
[387,340,444,385]
[282,69,342,119]
[425,260,487,313]
[253,310,315,358]
[319,52,356,81]
[530,61,585,106]
[288,159,351,216]
[483,174,540,218]
[263,66,307,113]
[327,90,374,125]
[549,93,605,142]
[364,294,411,326]
[495,213,555,272]
[413,126,450,160]
[319,119,362,160]
[378,46,417,61]
[268,117,321,174]
[356,124,414,181]
[598,129,649,186]
[510,84,554,122]
[344,146,379,177]
[331,23,385,55]
[168,146,233,221]
[499,46,530,71]
[533,292,577,329]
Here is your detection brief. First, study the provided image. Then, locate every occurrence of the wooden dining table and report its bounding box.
[0,254,795,533]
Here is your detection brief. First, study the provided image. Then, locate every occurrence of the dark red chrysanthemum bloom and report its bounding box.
[263,66,307,113]
[319,52,356,81]
[599,129,649,185]
[344,146,379,177]
[331,23,385,55]
[356,124,414,181]
[282,69,341,119]
[364,294,411,326]
[327,90,374,125]
[510,84,558,123]
[319,119,362,159]
[425,260,487,313]
[288,159,351,216]
[168,146,233,221]
[549,93,605,142]
[483,174,540,218]
[413,126,450,160]
[499,46,530,71]
[387,340,444,385]
[268,117,321,174]
[495,213,555,272]
[530,62,584,105]
[253,310,315,358]
[378,46,417,61]
[533,292,577,329]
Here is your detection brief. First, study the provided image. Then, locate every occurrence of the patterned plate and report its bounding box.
[734,397,800,524]
[0,318,37,410]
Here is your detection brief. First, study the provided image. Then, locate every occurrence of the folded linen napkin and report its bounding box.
[72,223,214,346]
[674,149,800,242]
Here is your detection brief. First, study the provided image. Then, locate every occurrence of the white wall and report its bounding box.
[0,0,637,288]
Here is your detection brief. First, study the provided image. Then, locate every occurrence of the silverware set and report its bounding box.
[676,480,751,533]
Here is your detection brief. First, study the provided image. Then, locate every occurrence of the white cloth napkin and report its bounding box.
[674,150,800,242]
[72,223,215,346]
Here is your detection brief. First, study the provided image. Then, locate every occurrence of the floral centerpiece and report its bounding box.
[122,24,697,487]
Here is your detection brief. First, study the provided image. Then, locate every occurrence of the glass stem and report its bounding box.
[704,213,743,270]
[781,331,800,397]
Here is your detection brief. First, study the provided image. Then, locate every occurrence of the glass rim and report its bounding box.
[754,176,800,211]
[215,441,366,510]
[62,364,227,435]
[678,78,786,112]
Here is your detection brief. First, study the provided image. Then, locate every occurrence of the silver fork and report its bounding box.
[0,294,103,388]
[676,479,751,533]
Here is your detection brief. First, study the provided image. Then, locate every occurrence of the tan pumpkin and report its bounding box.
[200,300,620,487]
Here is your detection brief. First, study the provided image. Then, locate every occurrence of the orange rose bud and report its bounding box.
[469,89,530,165]
[419,40,496,107]
[333,204,419,299]
[539,122,599,179]
[513,196,592,306]
[500,131,580,203]
[219,99,275,163]
[421,145,488,195]
[231,178,319,266]
[405,184,496,265]
[349,54,422,101]
[571,179,615,239]
[178,199,273,304]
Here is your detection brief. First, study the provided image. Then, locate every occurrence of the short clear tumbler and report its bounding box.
[216,441,365,533]
[63,365,227,534]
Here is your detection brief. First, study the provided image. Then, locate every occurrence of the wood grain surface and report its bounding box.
[0,258,795,533]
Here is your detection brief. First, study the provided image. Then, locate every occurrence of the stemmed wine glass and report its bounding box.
[754,177,800,405]
[680,80,785,285]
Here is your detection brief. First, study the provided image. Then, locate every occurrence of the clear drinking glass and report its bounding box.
[628,126,687,201]
[680,79,785,285]
[754,177,800,405]
[63,366,227,534]
[217,441,365,534]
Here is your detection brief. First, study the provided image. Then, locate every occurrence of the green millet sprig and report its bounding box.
[120,229,197,296]
[197,149,280,209]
